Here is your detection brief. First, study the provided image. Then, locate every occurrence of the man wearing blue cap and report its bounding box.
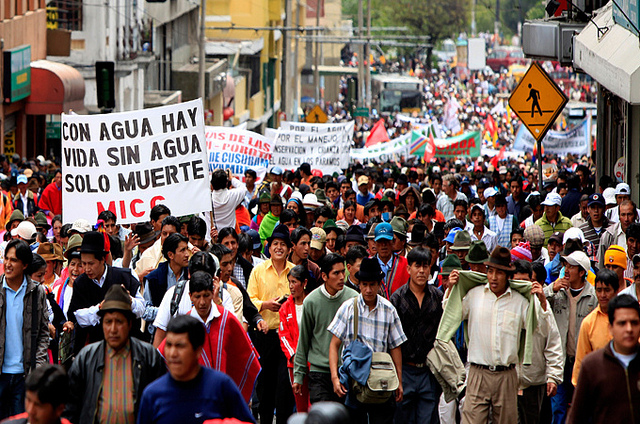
[374,222,410,298]
[13,174,37,218]
[579,193,609,261]
[259,166,292,201]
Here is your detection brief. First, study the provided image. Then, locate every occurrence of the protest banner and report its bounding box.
[270,121,354,174]
[350,133,411,162]
[512,117,591,156]
[61,99,211,225]
[410,130,481,158]
[205,126,274,183]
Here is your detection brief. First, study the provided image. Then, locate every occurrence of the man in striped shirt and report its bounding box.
[579,193,609,262]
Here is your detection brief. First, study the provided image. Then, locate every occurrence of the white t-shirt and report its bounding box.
[295,303,304,328]
[153,284,234,331]
[611,342,638,368]
[53,284,74,320]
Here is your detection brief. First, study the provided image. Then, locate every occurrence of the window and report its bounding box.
[47,0,82,31]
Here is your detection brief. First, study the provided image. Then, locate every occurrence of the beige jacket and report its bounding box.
[427,339,466,403]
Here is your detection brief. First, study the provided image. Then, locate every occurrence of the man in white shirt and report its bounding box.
[448,247,547,424]
[211,169,248,230]
[437,175,467,221]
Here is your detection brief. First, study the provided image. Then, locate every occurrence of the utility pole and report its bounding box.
[314,0,321,105]
[292,0,301,121]
[357,0,364,107]
[198,0,206,100]
[471,0,476,36]
[283,0,292,120]
[494,0,500,47]
[365,0,371,111]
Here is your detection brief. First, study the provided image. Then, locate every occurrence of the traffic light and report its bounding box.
[346,77,358,110]
[95,61,115,110]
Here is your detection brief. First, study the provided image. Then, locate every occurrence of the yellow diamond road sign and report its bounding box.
[509,62,568,142]
[306,105,328,124]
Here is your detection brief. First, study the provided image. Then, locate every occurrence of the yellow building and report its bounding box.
[205,0,305,131]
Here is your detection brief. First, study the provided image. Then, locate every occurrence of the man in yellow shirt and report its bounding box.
[572,268,620,385]
[248,223,295,424]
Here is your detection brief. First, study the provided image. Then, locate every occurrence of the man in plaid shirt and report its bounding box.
[328,257,407,424]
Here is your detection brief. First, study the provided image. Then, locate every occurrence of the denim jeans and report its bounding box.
[395,365,441,424]
[0,373,25,420]
[551,356,575,424]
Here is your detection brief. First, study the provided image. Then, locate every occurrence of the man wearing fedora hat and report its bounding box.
[328,256,406,423]
[449,230,472,271]
[67,231,145,354]
[120,222,158,271]
[391,247,443,424]
[447,246,548,424]
[35,242,64,287]
[466,241,489,274]
[247,224,296,424]
[66,285,165,424]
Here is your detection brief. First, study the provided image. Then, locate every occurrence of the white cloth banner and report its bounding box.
[205,126,273,183]
[350,133,411,162]
[269,121,354,174]
[512,117,591,157]
[61,99,211,225]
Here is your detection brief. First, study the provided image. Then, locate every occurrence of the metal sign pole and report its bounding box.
[537,139,543,192]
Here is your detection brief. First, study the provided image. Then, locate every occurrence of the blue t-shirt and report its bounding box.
[356,191,374,206]
[3,277,27,374]
[137,367,255,424]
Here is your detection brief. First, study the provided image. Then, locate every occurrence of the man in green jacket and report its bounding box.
[292,253,357,404]
[535,193,573,247]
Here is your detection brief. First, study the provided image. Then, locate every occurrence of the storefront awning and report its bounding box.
[574,2,640,104]
[25,60,85,115]
[205,38,264,56]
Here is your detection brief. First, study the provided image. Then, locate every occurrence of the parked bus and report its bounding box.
[372,75,423,114]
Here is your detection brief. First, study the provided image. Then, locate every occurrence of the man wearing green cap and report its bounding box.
[466,241,489,274]
[450,230,472,270]
[390,216,409,257]
[323,220,343,254]
[439,254,462,291]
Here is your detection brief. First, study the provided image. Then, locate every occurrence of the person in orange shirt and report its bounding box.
[571,269,620,385]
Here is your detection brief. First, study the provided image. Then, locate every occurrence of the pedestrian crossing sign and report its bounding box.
[509,62,568,142]
[305,105,328,123]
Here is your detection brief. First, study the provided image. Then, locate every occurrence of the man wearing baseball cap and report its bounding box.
[356,175,374,207]
[535,193,573,247]
[543,249,597,422]
[373,222,409,299]
[604,182,640,223]
[13,174,37,218]
[482,187,498,219]
[579,193,609,261]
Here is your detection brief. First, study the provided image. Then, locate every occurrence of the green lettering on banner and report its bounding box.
[409,130,481,158]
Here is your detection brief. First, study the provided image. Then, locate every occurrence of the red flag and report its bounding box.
[366,119,389,147]
[423,129,436,163]
[485,114,497,137]
[490,145,505,169]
